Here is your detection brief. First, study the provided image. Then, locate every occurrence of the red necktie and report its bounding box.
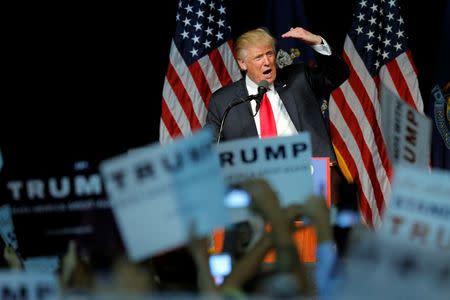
[259,93,277,138]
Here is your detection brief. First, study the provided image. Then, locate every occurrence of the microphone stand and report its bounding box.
[216,82,268,144]
[216,95,262,144]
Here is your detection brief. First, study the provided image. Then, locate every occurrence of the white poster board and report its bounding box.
[340,230,450,300]
[100,129,229,261]
[381,84,431,167]
[380,165,450,252]
[217,133,313,206]
[0,272,59,300]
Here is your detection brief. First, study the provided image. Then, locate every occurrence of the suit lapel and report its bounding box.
[234,80,258,137]
[275,80,302,132]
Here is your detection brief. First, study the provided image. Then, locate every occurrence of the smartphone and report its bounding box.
[209,253,232,285]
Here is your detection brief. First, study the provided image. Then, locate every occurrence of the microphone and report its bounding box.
[256,80,269,99]
[254,80,269,115]
[217,80,270,144]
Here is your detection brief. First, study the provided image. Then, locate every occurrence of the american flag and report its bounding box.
[160,0,241,143]
[329,0,423,228]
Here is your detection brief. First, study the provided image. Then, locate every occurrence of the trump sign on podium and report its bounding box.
[216,133,313,206]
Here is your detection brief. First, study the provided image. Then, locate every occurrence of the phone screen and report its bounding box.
[224,188,252,224]
[209,253,232,285]
[224,189,251,208]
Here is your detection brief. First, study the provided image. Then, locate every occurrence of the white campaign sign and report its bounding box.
[340,230,450,300]
[380,165,450,252]
[0,272,59,300]
[381,84,431,167]
[217,133,313,206]
[100,129,229,261]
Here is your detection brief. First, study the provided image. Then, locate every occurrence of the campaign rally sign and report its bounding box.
[381,84,432,167]
[100,129,229,261]
[0,272,59,300]
[216,133,313,206]
[380,165,450,252]
[341,229,450,300]
[0,159,123,258]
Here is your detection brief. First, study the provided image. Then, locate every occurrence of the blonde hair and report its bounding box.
[235,28,276,60]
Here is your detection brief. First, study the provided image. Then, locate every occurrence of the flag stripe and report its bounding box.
[159,120,172,144]
[161,96,183,139]
[373,74,381,91]
[342,49,393,181]
[331,86,386,218]
[169,43,207,129]
[333,146,354,183]
[406,50,418,75]
[218,42,242,82]
[198,54,223,96]
[188,60,211,108]
[166,62,202,130]
[162,77,192,136]
[397,52,423,111]
[334,81,391,212]
[208,47,233,86]
[384,58,418,109]
[330,124,374,226]
[186,62,210,125]
[341,36,378,104]
[329,105,377,226]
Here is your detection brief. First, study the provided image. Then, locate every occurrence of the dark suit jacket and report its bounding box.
[205,50,349,160]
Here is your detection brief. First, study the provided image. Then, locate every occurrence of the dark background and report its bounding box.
[1,0,447,176]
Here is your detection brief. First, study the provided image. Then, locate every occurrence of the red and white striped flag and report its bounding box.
[160,0,241,143]
[329,0,423,228]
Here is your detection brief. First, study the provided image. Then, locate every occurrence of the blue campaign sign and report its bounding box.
[101,128,230,261]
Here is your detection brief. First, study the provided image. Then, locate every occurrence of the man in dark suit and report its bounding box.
[206,28,349,262]
[205,27,349,161]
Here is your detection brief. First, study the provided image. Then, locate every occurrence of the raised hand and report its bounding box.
[281,27,322,46]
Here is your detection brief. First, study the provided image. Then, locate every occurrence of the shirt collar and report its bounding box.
[245,75,274,95]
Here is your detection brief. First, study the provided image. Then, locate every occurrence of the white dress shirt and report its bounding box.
[246,78,298,137]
